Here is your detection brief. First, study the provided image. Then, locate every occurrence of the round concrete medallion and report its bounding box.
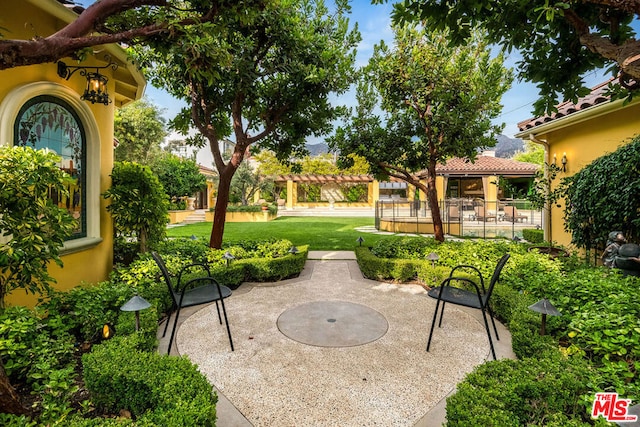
[277,301,388,347]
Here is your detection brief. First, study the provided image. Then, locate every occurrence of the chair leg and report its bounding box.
[437,301,447,327]
[487,306,500,341]
[214,300,222,324]
[426,298,442,352]
[167,306,182,356]
[162,310,172,338]
[217,297,234,352]
[480,308,497,360]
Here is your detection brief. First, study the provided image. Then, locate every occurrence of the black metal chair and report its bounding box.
[152,252,234,354]
[426,253,510,360]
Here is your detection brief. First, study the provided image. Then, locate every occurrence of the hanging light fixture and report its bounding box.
[57,55,118,105]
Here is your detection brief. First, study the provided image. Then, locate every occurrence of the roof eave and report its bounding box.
[515,96,640,140]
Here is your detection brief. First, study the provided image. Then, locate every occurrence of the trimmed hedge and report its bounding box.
[446,355,595,426]
[522,228,544,244]
[355,246,424,282]
[82,334,217,426]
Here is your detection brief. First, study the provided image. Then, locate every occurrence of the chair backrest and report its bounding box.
[503,206,515,217]
[485,253,510,302]
[474,206,484,215]
[151,252,179,304]
[448,205,460,219]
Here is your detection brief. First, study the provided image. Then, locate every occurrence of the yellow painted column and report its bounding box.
[435,176,446,202]
[370,180,380,205]
[407,184,416,201]
[286,179,294,210]
[482,175,499,202]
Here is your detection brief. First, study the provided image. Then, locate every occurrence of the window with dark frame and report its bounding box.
[14,96,87,239]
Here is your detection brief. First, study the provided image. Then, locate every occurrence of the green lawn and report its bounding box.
[166,217,396,250]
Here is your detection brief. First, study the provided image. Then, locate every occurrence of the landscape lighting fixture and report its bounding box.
[57,55,118,105]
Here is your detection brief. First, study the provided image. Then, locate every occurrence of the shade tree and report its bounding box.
[386,0,640,113]
[114,98,167,165]
[331,25,512,241]
[134,0,360,248]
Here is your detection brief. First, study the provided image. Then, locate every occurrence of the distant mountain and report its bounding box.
[494,135,524,158]
[306,142,330,156]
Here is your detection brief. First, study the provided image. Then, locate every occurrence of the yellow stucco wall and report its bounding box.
[524,99,640,249]
[1,1,142,307]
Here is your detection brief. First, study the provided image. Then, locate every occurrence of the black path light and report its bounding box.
[528,298,561,335]
[288,246,299,255]
[223,251,235,267]
[357,236,364,246]
[426,252,439,268]
[57,55,118,105]
[120,295,152,331]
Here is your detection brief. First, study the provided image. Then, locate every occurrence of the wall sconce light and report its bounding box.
[553,153,557,165]
[561,152,567,172]
[56,55,118,105]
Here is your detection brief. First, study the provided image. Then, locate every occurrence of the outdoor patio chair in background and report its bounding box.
[152,252,234,355]
[426,253,510,360]
[447,205,460,222]
[503,206,528,222]
[474,206,497,222]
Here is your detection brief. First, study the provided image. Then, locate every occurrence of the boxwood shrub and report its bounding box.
[446,354,595,426]
[82,334,217,426]
[522,228,544,244]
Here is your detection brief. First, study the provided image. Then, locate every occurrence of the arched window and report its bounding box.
[14,96,87,239]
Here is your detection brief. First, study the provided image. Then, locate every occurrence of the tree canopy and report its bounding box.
[114,98,167,165]
[0,0,260,70]
[150,153,206,200]
[332,25,512,241]
[133,0,360,248]
[386,0,640,113]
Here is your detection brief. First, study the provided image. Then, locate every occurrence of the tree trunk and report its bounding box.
[0,360,26,415]
[425,165,444,242]
[210,171,233,249]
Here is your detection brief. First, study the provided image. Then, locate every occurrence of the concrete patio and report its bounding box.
[157,251,515,426]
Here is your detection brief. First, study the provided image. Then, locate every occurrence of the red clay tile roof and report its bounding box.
[517,79,615,131]
[430,156,539,177]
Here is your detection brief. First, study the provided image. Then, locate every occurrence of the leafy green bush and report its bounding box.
[522,228,544,244]
[150,153,206,200]
[565,134,640,248]
[0,146,77,308]
[103,162,169,253]
[446,355,595,426]
[0,306,79,423]
[154,237,211,263]
[370,236,438,260]
[41,281,136,343]
[83,335,216,426]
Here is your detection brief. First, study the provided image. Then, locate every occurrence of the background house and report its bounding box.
[515,80,640,248]
[0,0,145,306]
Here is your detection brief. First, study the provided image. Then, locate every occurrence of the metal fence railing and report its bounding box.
[375,199,542,240]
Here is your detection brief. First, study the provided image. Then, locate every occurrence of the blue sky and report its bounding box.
[77,0,613,161]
